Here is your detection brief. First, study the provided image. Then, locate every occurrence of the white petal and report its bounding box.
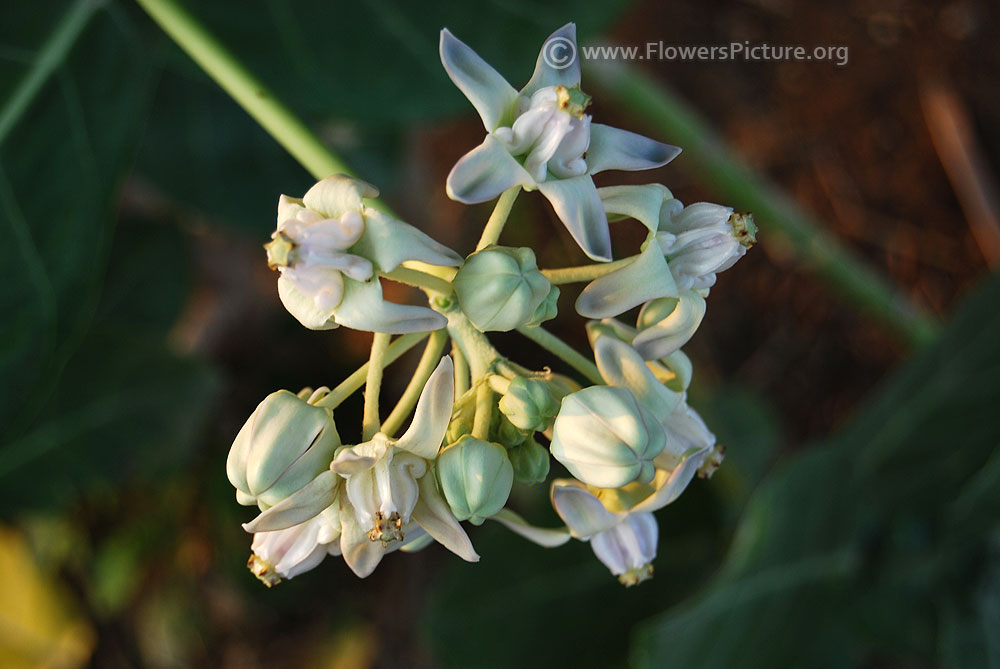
[593,335,682,419]
[590,512,658,575]
[520,23,582,96]
[439,28,519,131]
[399,527,434,553]
[537,175,611,262]
[330,447,376,476]
[332,278,447,334]
[598,184,671,232]
[490,508,571,547]
[339,504,386,578]
[446,135,535,204]
[395,357,454,459]
[550,480,621,539]
[587,124,680,175]
[410,474,479,562]
[632,446,710,513]
[576,242,678,318]
[277,275,338,330]
[301,175,378,218]
[351,209,462,273]
[242,471,338,533]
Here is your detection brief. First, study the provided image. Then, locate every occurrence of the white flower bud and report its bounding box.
[453,246,552,332]
[550,386,666,488]
[227,390,340,511]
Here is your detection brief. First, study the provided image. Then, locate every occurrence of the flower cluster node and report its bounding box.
[228,21,753,587]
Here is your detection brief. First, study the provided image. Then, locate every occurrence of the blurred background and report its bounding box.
[2,0,999,666]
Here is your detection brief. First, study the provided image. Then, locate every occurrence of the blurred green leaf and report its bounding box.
[0,2,218,511]
[632,272,1000,667]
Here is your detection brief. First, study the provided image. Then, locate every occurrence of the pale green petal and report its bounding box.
[332,278,447,334]
[302,174,378,218]
[440,28,519,131]
[352,209,462,273]
[490,508,571,547]
[587,124,680,175]
[399,529,435,553]
[593,335,682,419]
[446,135,535,204]
[576,242,678,318]
[598,184,671,232]
[537,175,611,262]
[632,291,706,360]
[395,357,455,459]
[520,23,581,96]
[411,473,479,562]
[242,471,338,533]
[550,480,622,539]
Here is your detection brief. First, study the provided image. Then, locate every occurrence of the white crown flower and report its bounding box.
[440,24,680,262]
[247,507,342,587]
[330,357,479,577]
[267,175,463,333]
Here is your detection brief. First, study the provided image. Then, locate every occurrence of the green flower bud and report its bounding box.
[509,438,550,485]
[437,436,514,525]
[550,386,665,489]
[498,377,560,432]
[453,246,551,332]
[495,414,528,447]
[227,391,341,510]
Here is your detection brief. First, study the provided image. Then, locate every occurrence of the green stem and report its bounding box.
[381,330,448,438]
[586,60,938,347]
[541,257,634,285]
[361,333,391,440]
[135,0,365,190]
[436,300,501,381]
[318,332,428,410]
[383,267,454,295]
[476,186,521,251]
[516,325,603,385]
[0,0,98,147]
[472,382,493,440]
[452,342,470,398]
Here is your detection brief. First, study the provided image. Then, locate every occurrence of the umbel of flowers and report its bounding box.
[228,23,754,587]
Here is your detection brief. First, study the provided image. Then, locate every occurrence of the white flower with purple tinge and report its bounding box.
[440,23,680,262]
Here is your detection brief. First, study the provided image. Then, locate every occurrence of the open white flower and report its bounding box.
[440,24,680,262]
[247,506,342,587]
[267,175,462,333]
[575,185,754,320]
[330,357,479,577]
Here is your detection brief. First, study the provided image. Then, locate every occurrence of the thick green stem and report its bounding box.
[515,325,603,385]
[361,333,391,440]
[433,298,501,382]
[541,257,634,284]
[381,329,448,438]
[476,186,521,251]
[317,332,428,410]
[586,60,938,347]
[383,267,454,295]
[0,0,98,147]
[472,383,494,440]
[452,343,470,398]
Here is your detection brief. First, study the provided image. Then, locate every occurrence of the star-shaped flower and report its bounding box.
[440,24,680,262]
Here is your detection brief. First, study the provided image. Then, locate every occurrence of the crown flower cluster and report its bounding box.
[227,23,752,587]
